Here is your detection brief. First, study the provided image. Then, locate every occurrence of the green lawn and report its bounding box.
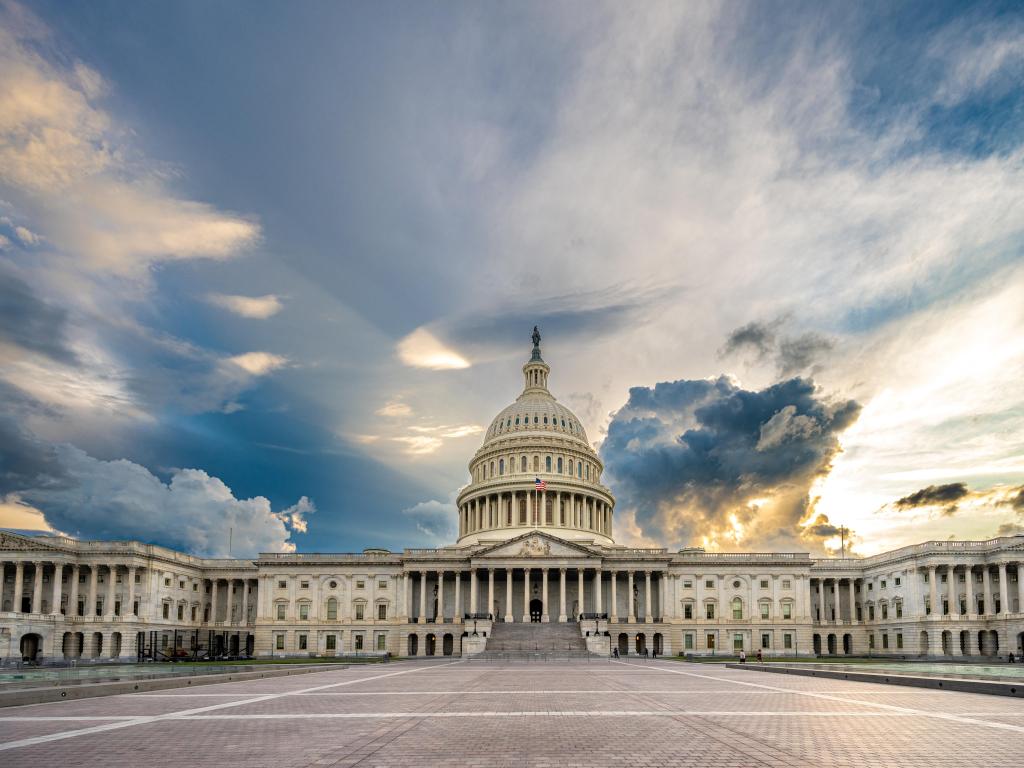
[667,655,896,665]
[166,657,390,667]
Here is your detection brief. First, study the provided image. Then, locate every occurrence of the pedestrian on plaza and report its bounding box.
[739,649,746,663]
[756,648,763,663]
[1009,652,1016,664]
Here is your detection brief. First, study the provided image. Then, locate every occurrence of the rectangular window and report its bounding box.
[377,580,387,589]
[179,581,185,590]
[896,602,903,618]
[356,604,365,621]
[760,603,770,619]
[191,606,197,621]
[377,604,387,620]
[377,633,387,650]
[133,600,139,616]
[868,633,875,649]
[683,580,692,588]
[683,604,693,620]
[882,634,889,649]
[880,580,887,589]
[684,634,694,650]
[135,573,141,583]
[299,603,309,620]
[881,604,888,620]
[733,633,743,651]
[761,633,770,649]
[300,581,309,589]
[298,634,308,650]
[326,634,337,650]
[276,604,286,620]
[114,601,121,616]
[355,634,364,650]
[706,634,715,650]
[783,633,792,650]
[177,605,184,620]
[278,580,287,589]
[193,583,198,591]
[164,578,171,587]
[705,579,714,588]
[276,634,285,650]
[162,603,170,619]
[760,580,769,589]
[356,580,365,589]
[782,603,792,619]
[896,633,904,649]
[782,580,791,589]
[705,604,715,619]
[895,577,901,586]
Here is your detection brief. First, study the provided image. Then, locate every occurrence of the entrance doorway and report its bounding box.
[529,599,543,622]
[408,634,418,656]
[618,633,629,656]
[20,633,42,662]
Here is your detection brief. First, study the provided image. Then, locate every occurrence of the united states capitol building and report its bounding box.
[2,332,1024,663]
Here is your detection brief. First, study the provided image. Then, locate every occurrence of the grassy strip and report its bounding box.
[665,655,896,665]
[166,657,389,666]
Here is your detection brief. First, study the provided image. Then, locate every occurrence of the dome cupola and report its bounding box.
[455,327,615,547]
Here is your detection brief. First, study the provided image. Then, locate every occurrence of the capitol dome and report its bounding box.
[455,328,615,546]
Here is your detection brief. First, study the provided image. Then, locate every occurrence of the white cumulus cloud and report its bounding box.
[397,327,470,370]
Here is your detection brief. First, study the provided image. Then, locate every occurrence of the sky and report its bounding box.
[0,0,1022,558]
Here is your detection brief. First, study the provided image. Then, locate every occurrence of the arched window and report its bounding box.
[533,415,538,424]
[577,461,582,477]
[585,464,590,480]
[326,598,338,621]
[489,461,494,477]
[533,455,539,471]
[499,458,504,475]
[521,455,527,472]
[557,457,563,473]
[731,597,743,620]
[543,415,548,424]
[561,419,566,428]
[515,416,520,425]
[545,456,552,472]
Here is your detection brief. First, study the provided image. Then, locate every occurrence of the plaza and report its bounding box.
[2,658,1024,766]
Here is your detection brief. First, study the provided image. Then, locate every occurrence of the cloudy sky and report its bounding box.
[1,0,1022,558]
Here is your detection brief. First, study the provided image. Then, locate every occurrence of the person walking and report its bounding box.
[739,649,746,663]
[756,648,763,663]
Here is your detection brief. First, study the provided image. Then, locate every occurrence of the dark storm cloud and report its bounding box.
[600,375,860,550]
[0,381,68,494]
[0,269,78,364]
[895,482,969,509]
[720,318,834,377]
[777,333,835,377]
[720,320,779,360]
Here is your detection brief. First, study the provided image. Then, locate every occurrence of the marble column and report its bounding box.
[848,580,857,624]
[998,563,1009,614]
[644,571,652,622]
[455,571,462,623]
[832,579,840,621]
[242,579,251,624]
[541,568,549,622]
[817,579,825,623]
[558,568,567,622]
[210,578,219,623]
[627,571,635,623]
[594,567,602,614]
[469,568,478,616]
[487,568,495,618]
[31,561,43,613]
[966,567,975,615]
[69,565,80,617]
[578,569,585,616]
[419,571,428,621]
[437,571,444,621]
[403,572,411,620]
[522,568,531,622]
[86,567,97,618]
[13,562,24,614]
[505,569,513,623]
[106,565,117,618]
[50,563,63,616]
[946,566,956,616]
[610,571,618,622]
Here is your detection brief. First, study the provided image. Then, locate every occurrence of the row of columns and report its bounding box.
[3,561,138,618]
[402,567,661,623]
[459,490,612,537]
[813,563,1024,624]
[208,578,255,625]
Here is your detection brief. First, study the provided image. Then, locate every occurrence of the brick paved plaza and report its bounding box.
[2,659,1024,767]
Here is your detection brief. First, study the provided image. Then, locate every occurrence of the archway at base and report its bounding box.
[20,633,42,661]
[529,599,543,623]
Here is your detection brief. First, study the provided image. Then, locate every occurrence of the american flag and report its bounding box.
[535,477,547,491]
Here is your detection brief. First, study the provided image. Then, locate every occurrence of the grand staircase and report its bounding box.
[472,621,595,660]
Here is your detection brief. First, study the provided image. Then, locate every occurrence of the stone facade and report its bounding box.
[3,334,1023,662]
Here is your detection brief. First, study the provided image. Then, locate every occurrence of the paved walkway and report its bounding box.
[2,658,1024,766]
